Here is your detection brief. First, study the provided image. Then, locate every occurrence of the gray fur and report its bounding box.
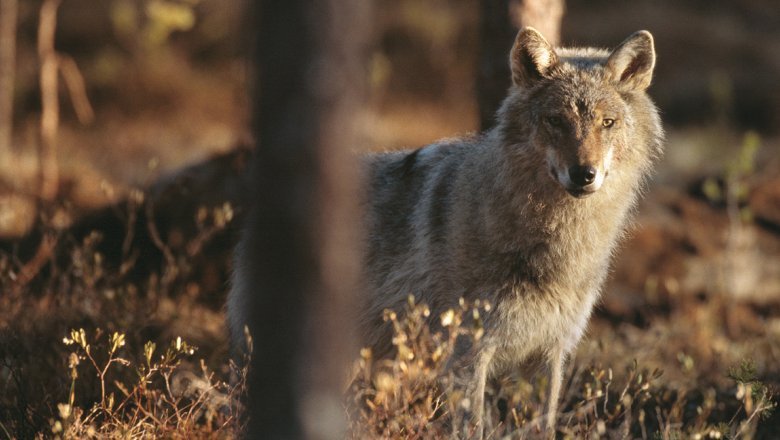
[360,28,663,436]
[228,27,663,437]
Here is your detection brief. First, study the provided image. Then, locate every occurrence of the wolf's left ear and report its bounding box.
[605,30,656,91]
[510,27,558,88]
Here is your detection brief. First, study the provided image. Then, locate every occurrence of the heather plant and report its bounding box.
[347,299,777,439]
[51,328,246,439]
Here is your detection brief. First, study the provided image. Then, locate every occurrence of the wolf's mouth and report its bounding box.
[566,187,596,198]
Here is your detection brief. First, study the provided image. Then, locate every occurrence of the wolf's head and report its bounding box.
[502,27,657,198]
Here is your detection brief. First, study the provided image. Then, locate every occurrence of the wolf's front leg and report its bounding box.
[457,344,496,440]
[545,344,565,437]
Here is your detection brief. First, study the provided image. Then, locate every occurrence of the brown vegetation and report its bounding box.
[0,0,778,438]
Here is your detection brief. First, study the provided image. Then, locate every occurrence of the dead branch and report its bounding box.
[13,233,58,293]
[58,54,95,125]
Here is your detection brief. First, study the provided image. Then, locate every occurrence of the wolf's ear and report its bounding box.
[510,27,558,88]
[605,30,656,91]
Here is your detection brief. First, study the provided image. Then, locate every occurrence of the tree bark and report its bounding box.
[244,1,371,439]
[38,0,62,201]
[513,0,564,47]
[477,0,519,131]
[0,0,17,155]
[478,0,564,131]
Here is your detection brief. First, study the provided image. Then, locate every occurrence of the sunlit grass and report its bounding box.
[348,299,776,439]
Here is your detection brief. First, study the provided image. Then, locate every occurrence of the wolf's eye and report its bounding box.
[602,118,615,128]
[546,116,563,127]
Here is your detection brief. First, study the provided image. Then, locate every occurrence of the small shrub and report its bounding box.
[49,328,246,439]
[347,299,777,439]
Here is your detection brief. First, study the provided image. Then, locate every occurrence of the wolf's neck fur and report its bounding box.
[456,127,643,294]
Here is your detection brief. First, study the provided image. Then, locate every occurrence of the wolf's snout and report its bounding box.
[568,165,597,187]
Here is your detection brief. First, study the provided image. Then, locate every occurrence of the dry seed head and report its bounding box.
[374,372,395,393]
[440,309,455,327]
[215,202,234,227]
[110,332,126,355]
[68,353,80,369]
[404,363,422,381]
[736,383,745,399]
[57,403,71,419]
[392,333,407,346]
[144,341,156,366]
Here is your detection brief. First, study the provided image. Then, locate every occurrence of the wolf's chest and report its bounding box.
[486,284,598,375]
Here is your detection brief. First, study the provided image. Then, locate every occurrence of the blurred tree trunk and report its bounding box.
[0,0,17,155]
[478,0,564,130]
[244,0,371,439]
[513,0,564,47]
[38,0,61,201]
[477,0,518,131]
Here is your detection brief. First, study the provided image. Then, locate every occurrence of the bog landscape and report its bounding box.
[0,0,779,438]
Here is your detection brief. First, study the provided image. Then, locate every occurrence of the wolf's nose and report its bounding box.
[569,165,597,186]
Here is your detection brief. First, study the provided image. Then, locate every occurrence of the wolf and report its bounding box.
[358,27,663,436]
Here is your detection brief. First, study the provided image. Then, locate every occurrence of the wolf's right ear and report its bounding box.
[510,27,558,88]
[605,30,656,91]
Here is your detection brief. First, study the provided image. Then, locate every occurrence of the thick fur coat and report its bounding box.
[360,27,663,435]
[228,26,664,437]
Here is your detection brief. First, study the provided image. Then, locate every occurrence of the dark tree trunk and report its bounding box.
[245,1,371,439]
[0,0,17,155]
[477,0,519,131]
[477,0,564,131]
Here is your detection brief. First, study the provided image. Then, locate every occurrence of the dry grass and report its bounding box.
[53,329,245,438]
[1,132,779,438]
[347,298,776,439]
[1,0,778,438]
[0,192,242,438]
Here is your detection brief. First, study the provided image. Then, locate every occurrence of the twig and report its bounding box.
[145,199,178,285]
[57,54,95,124]
[13,233,57,291]
[734,400,773,439]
